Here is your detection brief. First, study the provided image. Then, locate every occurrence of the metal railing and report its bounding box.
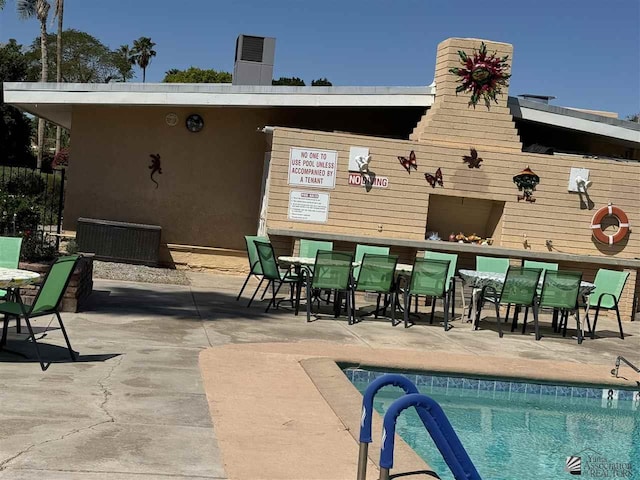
[611,356,640,378]
[0,165,65,259]
[358,373,481,480]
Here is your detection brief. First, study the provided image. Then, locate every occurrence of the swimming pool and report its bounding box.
[347,369,640,480]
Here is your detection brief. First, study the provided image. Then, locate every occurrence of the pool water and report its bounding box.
[348,369,640,480]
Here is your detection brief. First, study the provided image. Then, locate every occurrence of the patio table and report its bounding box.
[458,269,596,332]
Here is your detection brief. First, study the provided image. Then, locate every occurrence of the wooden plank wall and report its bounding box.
[266,127,640,319]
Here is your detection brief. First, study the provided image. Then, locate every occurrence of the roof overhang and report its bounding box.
[509,97,640,145]
[2,82,436,130]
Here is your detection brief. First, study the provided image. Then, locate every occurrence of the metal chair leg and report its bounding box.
[521,307,529,335]
[55,311,76,361]
[265,280,284,313]
[403,290,411,328]
[236,273,252,301]
[429,298,436,324]
[443,294,450,331]
[614,301,625,339]
[533,302,541,341]
[22,315,47,371]
[494,300,503,338]
[591,304,601,339]
[247,277,265,307]
[575,308,583,344]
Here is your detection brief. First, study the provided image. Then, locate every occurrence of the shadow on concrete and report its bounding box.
[85,284,354,323]
[0,331,121,367]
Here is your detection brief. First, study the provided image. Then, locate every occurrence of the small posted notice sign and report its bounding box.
[288,190,330,223]
[288,147,337,189]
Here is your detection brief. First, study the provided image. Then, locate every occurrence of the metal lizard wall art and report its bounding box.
[149,153,162,188]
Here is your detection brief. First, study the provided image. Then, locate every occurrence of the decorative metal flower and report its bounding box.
[449,42,511,108]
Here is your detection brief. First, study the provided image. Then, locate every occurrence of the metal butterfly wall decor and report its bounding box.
[425,168,443,188]
[462,148,483,168]
[398,150,417,173]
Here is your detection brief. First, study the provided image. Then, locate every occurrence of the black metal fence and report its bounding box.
[0,165,65,261]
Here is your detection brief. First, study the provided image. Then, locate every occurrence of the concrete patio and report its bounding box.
[0,272,638,479]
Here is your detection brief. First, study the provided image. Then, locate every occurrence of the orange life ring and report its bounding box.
[591,204,630,245]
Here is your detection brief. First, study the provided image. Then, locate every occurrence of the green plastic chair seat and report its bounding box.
[476,256,509,274]
[354,244,390,279]
[311,251,353,290]
[299,239,333,258]
[539,271,582,309]
[245,235,269,275]
[499,267,543,305]
[588,269,629,309]
[355,254,398,293]
[408,258,450,297]
[0,301,24,316]
[424,251,458,291]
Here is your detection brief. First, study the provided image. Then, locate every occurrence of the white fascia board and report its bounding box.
[519,106,640,144]
[3,85,434,108]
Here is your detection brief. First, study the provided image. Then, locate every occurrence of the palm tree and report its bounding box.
[17,0,51,169]
[115,44,135,82]
[0,1,6,10]
[54,0,64,154]
[131,37,156,83]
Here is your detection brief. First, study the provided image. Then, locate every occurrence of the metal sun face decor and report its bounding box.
[513,166,539,203]
[449,42,511,109]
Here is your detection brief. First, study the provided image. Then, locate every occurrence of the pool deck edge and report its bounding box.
[198,342,638,479]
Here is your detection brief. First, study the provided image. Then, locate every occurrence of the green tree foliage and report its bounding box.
[162,66,232,83]
[311,78,332,86]
[112,44,135,82]
[0,40,35,167]
[131,36,156,82]
[272,76,305,86]
[25,29,121,82]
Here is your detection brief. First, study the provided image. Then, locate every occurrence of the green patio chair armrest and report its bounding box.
[595,292,619,308]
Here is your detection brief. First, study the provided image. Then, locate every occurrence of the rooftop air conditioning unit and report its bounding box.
[232,35,276,86]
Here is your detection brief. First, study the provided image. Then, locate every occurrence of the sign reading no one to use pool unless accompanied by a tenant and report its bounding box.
[288,147,337,189]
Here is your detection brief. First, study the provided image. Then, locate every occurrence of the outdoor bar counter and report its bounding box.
[268,228,639,321]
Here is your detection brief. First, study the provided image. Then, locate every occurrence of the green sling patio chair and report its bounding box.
[423,251,458,318]
[0,255,81,371]
[254,241,300,313]
[237,235,269,307]
[538,270,584,344]
[515,260,559,328]
[469,256,511,319]
[400,258,451,330]
[476,266,542,339]
[351,253,398,324]
[299,239,333,258]
[0,236,24,331]
[476,256,510,274]
[585,269,629,340]
[305,251,354,324]
[354,244,390,280]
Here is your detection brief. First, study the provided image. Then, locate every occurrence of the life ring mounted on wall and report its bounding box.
[591,203,630,245]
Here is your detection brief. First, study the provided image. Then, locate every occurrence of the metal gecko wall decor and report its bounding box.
[149,153,162,188]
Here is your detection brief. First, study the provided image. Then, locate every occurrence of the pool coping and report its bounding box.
[199,342,638,479]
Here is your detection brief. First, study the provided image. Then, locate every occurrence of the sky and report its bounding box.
[1,0,639,118]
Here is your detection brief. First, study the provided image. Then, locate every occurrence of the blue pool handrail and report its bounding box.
[357,374,421,480]
[379,392,482,480]
[357,372,481,480]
